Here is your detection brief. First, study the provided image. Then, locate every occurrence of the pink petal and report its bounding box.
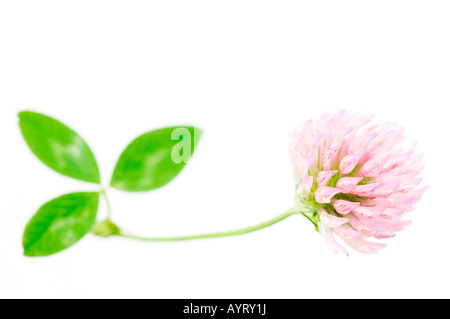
[367,134,393,152]
[291,154,315,180]
[336,177,363,193]
[334,224,361,240]
[345,237,387,253]
[315,186,341,203]
[339,153,363,174]
[352,182,381,197]
[397,178,423,193]
[380,208,403,219]
[333,199,360,215]
[297,175,314,196]
[317,170,339,187]
[371,183,399,198]
[374,228,396,239]
[323,226,349,256]
[382,158,406,173]
[352,206,383,218]
[319,209,349,228]
[347,215,376,237]
[359,155,390,177]
[322,146,340,171]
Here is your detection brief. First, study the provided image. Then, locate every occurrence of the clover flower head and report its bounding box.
[289,110,427,255]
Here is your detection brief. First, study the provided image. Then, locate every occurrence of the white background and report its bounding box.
[0,1,449,299]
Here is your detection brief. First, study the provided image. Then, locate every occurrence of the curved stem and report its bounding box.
[116,208,299,242]
[100,189,112,219]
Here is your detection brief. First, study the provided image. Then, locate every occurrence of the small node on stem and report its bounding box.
[91,219,120,237]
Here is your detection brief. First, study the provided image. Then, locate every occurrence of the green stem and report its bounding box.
[100,189,112,219]
[116,208,299,242]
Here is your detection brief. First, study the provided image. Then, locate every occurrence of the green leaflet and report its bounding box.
[19,111,101,184]
[111,126,202,192]
[23,192,100,257]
